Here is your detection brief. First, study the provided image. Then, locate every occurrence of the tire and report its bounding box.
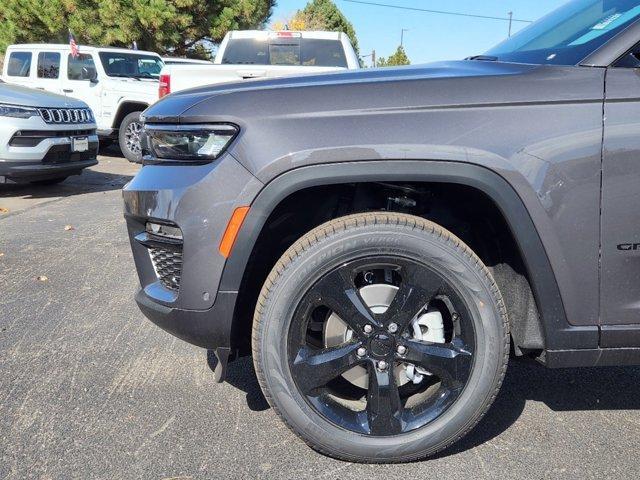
[30,176,68,185]
[118,111,143,163]
[252,212,509,463]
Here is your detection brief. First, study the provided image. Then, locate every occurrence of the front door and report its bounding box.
[63,52,102,125]
[600,55,640,341]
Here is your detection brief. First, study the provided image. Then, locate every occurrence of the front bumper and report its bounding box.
[0,158,98,183]
[123,153,262,352]
[0,116,99,181]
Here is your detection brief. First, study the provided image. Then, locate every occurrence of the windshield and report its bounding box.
[484,0,640,65]
[221,38,348,68]
[98,52,164,79]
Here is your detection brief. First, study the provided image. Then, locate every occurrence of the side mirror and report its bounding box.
[82,66,98,83]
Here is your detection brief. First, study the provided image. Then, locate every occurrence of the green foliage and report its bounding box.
[292,0,359,55]
[377,45,410,67]
[0,0,275,57]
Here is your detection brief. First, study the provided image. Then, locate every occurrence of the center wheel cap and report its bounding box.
[370,333,394,357]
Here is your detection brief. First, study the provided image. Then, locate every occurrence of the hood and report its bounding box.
[0,83,89,108]
[144,60,540,121]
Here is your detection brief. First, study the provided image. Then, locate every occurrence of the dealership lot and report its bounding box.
[1,153,640,479]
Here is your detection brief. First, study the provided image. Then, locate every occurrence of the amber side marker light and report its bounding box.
[219,206,250,258]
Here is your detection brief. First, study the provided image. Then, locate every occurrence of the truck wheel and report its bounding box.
[118,111,143,163]
[252,212,509,462]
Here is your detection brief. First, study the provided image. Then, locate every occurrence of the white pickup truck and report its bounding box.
[2,44,164,162]
[158,30,360,98]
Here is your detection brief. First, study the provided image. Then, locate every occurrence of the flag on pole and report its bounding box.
[69,30,79,58]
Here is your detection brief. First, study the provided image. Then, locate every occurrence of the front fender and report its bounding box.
[219,159,598,352]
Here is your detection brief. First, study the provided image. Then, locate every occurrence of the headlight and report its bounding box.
[0,103,39,118]
[144,124,238,163]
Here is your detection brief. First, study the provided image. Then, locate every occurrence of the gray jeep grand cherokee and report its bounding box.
[123,0,640,462]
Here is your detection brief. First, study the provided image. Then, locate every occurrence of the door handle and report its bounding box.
[63,89,74,93]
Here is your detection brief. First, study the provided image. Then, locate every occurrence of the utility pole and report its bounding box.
[360,50,377,68]
[508,11,513,37]
[401,29,409,48]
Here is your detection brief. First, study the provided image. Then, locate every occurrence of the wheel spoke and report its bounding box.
[382,263,442,329]
[402,338,472,388]
[366,363,403,435]
[292,342,364,395]
[309,268,379,332]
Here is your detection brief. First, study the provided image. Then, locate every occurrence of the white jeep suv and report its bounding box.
[0,80,98,184]
[2,44,163,162]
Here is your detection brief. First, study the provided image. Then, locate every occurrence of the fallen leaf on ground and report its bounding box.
[64,225,74,231]
[36,276,48,282]
[0,207,8,213]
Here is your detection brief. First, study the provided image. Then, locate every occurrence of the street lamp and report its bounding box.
[401,29,409,48]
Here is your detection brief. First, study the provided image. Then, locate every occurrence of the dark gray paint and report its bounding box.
[123,156,262,310]
[143,61,605,327]
[601,67,640,326]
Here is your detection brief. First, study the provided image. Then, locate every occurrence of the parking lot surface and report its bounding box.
[1,153,640,479]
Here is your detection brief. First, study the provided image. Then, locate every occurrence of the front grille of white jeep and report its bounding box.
[38,108,94,124]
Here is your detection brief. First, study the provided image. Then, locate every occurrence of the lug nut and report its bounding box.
[388,323,398,333]
[378,360,388,371]
[363,324,374,334]
[357,347,367,357]
[397,345,407,355]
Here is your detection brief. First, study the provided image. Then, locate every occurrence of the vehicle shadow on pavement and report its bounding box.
[437,359,640,458]
[212,352,640,455]
[207,352,270,412]
[0,170,133,199]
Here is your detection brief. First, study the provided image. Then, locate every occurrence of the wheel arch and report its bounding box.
[220,160,596,354]
[112,101,149,129]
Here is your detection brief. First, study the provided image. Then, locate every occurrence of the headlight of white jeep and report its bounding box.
[0,103,39,118]
[144,124,238,164]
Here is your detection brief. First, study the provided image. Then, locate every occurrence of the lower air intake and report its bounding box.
[149,247,183,291]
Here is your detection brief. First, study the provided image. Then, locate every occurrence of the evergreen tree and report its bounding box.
[0,0,275,57]
[377,45,411,67]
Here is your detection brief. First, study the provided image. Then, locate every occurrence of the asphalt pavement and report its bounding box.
[1,152,640,479]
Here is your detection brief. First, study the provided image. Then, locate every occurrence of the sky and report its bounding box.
[271,0,568,65]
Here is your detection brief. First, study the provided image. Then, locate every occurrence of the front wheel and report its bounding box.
[252,212,509,462]
[118,111,143,163]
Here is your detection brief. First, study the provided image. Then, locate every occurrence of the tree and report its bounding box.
[377,45,411,67]
[275,0,359,56]
[0,0,275,58]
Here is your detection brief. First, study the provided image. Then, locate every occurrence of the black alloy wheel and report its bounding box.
[288,256,475,437]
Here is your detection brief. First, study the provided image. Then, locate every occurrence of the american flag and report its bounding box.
[69,30,79,58]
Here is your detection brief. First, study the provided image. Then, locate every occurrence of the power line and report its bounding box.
[340,0,533,24]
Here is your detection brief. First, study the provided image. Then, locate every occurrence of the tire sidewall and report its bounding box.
[118,111,143,163]
[256,220,506,461]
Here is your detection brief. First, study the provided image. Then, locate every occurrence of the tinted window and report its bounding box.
[222,38,347,67]
[98,52,163,78]
[68,54,97,80]
[302,39,348,67]
[37,52,61,79]
[484,0,640,65]
[269,44,301,65]
[7,52,32,77]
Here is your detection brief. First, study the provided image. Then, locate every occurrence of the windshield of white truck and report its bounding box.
[221,38,348,68]
[483,0,640,65]
[98,52,164,79]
